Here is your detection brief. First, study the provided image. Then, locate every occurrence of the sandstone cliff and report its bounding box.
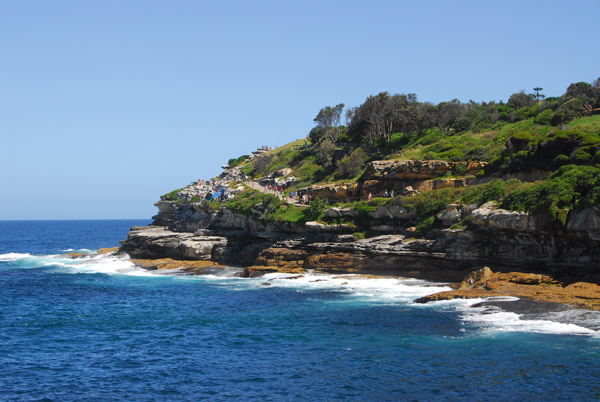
[120,158,600,286]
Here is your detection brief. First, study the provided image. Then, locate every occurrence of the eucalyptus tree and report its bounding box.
[314,103,345,143]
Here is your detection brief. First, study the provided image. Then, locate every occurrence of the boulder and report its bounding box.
[368,204,415,220]
[566,207,600,239]
[307,183,359,201]
[304,221,356,233]
[324,207,360,218]
[437,203,478,225]
[471,202,537,231]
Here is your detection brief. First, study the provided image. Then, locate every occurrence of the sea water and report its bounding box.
[0,220,599,401]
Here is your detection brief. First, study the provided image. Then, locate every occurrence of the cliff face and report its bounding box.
[121,197,600,284]
[120,158,600,283]
[304,160,488,200]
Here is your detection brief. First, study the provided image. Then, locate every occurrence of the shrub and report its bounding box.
[462,179,507,205]
[163,188,185,203]
[415,216,436,236]
[254,154,275,175]
[534,109,553,125]
[227,155,247,168]
[501,164,600,220]
[353,231,365,240]
[226,190,282,221]
[337,133,349,143]
[401,188,463,235]
[336,148,366,179]
[453,163,467,176]
[316,139,336,167]
[241,161,255,177]
[302,197,328,222]
[415,128,446,146]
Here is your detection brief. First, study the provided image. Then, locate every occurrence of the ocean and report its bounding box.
[1,220,599,401]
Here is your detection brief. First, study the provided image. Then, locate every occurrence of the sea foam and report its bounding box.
[4,250,599,336]
[0,252,34,262]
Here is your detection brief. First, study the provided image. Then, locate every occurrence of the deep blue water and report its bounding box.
[1,220,600,401]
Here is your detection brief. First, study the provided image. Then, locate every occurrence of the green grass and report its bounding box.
[501,164,600,220]
[162,187,186,203]
[220,189,321,224]
[567,114,600,132]
[394,118,551,163]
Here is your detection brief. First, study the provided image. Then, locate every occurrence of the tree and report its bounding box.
[533,87,545,101]
[347,92,422,144]
[314,104,345,143]
[436,99,463,129]
[508,91,536,109]
[593,77,600,88]
[316,139,336,168]
[336,148,366,179]
[308,126,326,143]
[566,82,594,99]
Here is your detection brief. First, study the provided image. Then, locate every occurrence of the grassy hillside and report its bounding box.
[164,80,600,237]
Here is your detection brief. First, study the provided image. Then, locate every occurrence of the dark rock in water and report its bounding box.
[471,298,571,315]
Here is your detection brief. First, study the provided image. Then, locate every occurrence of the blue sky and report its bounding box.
[1,0,598,219]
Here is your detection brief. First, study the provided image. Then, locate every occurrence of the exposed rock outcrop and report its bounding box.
[121,154,600,305]
[307,182,359,201]
[363,160,484,181]
[416,267,600,311]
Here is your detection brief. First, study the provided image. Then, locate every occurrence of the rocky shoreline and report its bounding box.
[117,159,600,311]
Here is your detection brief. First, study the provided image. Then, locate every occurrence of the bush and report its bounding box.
[387,132,410,149]
[415,128,446,146]
[163,188,185,203]
[254,154,275,176]
[415,216,436,236]
[302,197,328,222]
[226,190,281,220]
[462,179,507,205]
[401,188,463,235]
[227,155,247,168]
[336,148,366,179]
[352,231,365,240]
[453,163,467,176]
[534,109,553,125]
[337,133,349,143]
[316,139,336,167]
[501,165,600,220]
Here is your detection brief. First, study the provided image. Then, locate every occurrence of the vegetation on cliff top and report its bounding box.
[236,80,600,187]
[163,78,600,236]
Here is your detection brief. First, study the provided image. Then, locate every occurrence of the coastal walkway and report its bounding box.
[245,181,306,206]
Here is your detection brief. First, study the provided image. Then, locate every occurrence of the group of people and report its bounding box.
[265,184,286,195]
[290,191,312,205]
[367,189,395,201]
[260,183,314,205]
[260,145,279,151]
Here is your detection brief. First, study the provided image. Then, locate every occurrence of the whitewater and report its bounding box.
[1,220,599,401]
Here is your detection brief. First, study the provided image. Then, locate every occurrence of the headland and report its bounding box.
[118,81,600,310]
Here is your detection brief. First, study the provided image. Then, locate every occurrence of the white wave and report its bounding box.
[419,295,599,336]
[461,308,598,336]
[6,250,599,336]
[197,271,452,304]
[48,253,157,277]
[0,252,33,261]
